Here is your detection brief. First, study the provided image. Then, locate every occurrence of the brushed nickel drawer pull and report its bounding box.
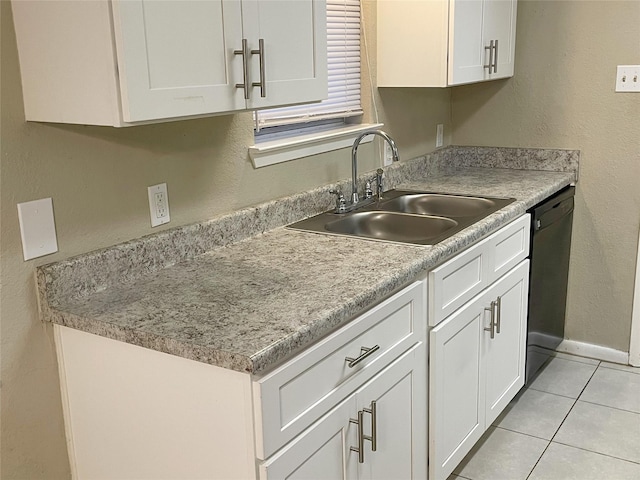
[346,345,380,368]
[484,301,496,339]
[363,400,377,451]
[496,295,502,334]
[350,410,365,463]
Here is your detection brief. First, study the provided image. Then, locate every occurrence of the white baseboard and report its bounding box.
[529,332,630,365]
[557,339,629,364]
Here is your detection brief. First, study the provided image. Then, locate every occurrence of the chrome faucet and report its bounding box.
[350,130,399,205]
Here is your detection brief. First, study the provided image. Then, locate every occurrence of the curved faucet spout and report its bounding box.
[351,130,399,204]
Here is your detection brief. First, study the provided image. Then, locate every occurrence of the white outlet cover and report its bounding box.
[17,197,59,261]
[148,183,170,227]
[383,143,393,166]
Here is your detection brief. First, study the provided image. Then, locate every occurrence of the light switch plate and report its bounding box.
[17,197,59,261]
[615,65,640,92]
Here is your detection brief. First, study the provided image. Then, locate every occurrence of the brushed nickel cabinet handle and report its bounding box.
[363,400,377,451]
[251,38,266,97]
[496,295,502,334]
[345,345,380,368]
[350,410,365,463]
[234,39,250,99]
[484,301,496,339]
[484,40,494,71]
[493,39,499,73]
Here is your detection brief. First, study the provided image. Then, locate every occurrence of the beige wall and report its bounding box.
[452,0,640,351]
[0,1,451,477]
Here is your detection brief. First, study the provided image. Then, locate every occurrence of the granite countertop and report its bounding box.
[37,147,578,376]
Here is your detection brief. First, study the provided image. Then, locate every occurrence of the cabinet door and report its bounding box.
[483,0,517,80]
[429,302,485,480]
[483,260,528,426]
[449,0,517,85]
[356,344,427,480]
[242,0,327,109]
[260,396,357,480]
[448,0,485,85]
[112,0,245,122]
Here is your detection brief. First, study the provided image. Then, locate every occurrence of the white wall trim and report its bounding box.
[629,226,640,366]
[529,332,628,364]
[249,123,383,168]
[557,338,629,365]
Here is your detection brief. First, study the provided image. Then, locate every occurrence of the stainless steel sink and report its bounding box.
[325,211,458,244]
[287,189,515,245]
[379,192,509,217]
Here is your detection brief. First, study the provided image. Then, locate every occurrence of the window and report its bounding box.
[255,0,362,131]
[250,0,380,167]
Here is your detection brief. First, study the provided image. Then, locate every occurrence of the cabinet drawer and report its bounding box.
[428,237,490,326]
[429,214,531,327]
[254,281,425,459]
[488,214,530,283]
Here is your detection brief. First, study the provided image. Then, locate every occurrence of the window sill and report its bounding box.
[249,123,384,168]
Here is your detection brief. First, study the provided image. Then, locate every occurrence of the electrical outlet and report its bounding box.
[383,142,394,166]
[615,65,640,92]
[148,183,170,227]
[436,124,444,148]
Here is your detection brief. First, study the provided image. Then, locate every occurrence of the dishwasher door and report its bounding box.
[526,186,575,382]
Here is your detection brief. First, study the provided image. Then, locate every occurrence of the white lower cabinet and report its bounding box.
[54,280,426,479]
[429,259,529,480]
[53,215,533,480]
[261,344,427,479]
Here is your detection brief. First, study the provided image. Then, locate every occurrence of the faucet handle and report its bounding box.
[375,168,384,199]
[364,180,374,199]
[329,189,347,213]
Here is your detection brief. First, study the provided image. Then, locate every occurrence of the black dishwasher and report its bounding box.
[526,186,575,383]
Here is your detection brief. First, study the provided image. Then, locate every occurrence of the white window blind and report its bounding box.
[255,0,362,130]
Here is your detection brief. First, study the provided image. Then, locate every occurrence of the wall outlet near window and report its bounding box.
[436,124,444,147]
[384,142,394,166]
[148,183,170,227]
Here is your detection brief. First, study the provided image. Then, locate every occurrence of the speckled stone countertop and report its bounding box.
[37,146,578,375]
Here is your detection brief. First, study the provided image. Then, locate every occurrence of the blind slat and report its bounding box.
[256,0,361,129]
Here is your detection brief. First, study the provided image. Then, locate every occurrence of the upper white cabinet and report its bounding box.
[377,0,517,87]
[11,0,327,126]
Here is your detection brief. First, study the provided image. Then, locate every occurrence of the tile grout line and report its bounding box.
[577,398,640,415]
[524,360,601,480]
[550,439,640,466]
[525,385,582,400]
[493,424,554,442]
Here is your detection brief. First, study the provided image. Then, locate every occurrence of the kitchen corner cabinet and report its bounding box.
[11,0,327,126]
[377,0,517,87]
[428,215,530,480]
[53,280,426,479]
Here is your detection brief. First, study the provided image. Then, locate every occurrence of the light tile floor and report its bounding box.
[449,351,640,480]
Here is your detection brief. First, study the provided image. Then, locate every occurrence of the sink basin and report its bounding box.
[287,189,515,245]
[324,211,458,244]
[380,193,505,217]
